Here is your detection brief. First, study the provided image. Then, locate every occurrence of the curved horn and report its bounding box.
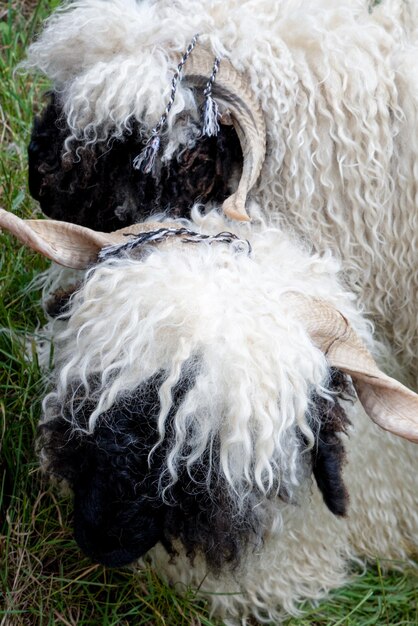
[288,293,418,443]
[184,48,266,221]
[0,208,177,269]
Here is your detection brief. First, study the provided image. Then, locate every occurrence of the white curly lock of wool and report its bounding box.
[25,0,418,388]
[38,209,418,623]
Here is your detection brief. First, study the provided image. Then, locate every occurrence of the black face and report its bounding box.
[39,374,262,571]
[72,451,164,568]
[28,93,243,232]
[39,369,352,570]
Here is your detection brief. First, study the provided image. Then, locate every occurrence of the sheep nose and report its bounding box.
[74,523,141,568]
[72,475,164,567]
[73,506,140,567]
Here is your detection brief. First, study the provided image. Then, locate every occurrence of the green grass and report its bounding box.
[0,2,417,624]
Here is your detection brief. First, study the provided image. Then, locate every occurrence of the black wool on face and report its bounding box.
[38,372,262,572]
[38,366,354,571]
[39,377,167,568]
[28,93,243,232]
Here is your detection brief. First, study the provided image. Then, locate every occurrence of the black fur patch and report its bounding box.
[28,93,243,231]
[39,372,262,572]
[39,367,354,571]
[309,368,354,517]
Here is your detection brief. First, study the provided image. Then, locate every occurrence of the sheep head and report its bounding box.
[2,207,418,570]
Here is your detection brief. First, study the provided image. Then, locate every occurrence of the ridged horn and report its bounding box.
[288,293,418,443]
[184,48,267,221]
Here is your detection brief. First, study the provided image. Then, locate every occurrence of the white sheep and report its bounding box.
[1,205,418,624]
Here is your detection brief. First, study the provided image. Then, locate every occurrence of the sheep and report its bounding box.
[24,0,418,390]
[4,0,417,621]
[1,204,418,624]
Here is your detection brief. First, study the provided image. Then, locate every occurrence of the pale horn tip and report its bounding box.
[222,195,251,222]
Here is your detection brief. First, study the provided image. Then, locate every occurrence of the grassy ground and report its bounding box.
[0,1,417,624]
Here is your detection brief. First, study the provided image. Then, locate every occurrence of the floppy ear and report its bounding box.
[290,293,418,443]
[0,208,111,268]
[0,208,174,269]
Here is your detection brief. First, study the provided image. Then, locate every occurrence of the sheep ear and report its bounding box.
[0,208,111,269]
[0,208,174,270]
[289,293,418,443]
[327,337,418,444]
